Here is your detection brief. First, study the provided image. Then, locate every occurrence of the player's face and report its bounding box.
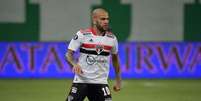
[95,12,109,32]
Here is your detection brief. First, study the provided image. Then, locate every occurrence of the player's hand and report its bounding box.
[72,64,83,75]
[113,78,121,92]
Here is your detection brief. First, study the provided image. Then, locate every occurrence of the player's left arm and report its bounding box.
[112,53,122,92]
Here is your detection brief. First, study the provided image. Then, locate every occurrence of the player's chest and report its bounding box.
[81,36,113,53]
[82,36,113,46]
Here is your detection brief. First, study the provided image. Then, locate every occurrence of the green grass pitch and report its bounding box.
[0,79,201,101]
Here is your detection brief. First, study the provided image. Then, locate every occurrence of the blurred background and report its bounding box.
[0,0,201,101]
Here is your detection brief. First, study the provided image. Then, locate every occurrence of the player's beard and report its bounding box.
[96,22,109,33]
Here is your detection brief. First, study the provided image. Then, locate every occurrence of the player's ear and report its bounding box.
[92,18,96,25]
[93,21,97,25]
[92,14,97,25]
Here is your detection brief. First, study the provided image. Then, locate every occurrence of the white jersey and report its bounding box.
[68,28,118,84]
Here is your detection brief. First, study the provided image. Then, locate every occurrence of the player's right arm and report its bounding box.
[66,31,83,75]
[66,49,82,74]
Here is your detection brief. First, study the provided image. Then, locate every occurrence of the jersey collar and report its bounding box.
[89,27,107,36]
[89,28,97,35]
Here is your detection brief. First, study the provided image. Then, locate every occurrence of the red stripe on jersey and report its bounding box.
[81,43,112,51]
[82,43,95,48]
[104,45,112,50]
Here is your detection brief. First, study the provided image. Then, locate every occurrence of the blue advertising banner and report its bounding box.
[0,42,201,79]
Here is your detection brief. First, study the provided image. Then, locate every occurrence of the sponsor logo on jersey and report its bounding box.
[73,34,78,40]
[86,55,96,65]
[89,39,93,42]
[86,55,107,65]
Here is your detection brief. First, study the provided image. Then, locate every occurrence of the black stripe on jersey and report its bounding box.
[80,48,110,56]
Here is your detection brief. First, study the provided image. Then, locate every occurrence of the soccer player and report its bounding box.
[65,8,121,101]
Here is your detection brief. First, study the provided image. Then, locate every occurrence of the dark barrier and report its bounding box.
[0,42,201,78]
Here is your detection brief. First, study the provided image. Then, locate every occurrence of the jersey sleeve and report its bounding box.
[111,36,118,54]
[68,31,83,51]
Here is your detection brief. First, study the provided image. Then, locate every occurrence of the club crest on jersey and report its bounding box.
[96,45,104,55]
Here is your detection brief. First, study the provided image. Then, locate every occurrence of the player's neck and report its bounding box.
[92,27,105,36]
